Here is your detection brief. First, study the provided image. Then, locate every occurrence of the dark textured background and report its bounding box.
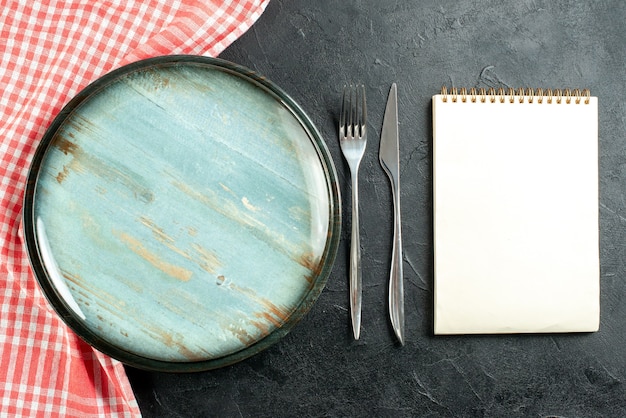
[126,1,626,416]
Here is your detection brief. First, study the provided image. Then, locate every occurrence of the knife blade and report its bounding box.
[379,83,405,345]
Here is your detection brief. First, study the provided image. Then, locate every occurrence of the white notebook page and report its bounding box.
[433,92,599,334]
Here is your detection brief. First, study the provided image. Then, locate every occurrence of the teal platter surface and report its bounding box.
[23,56,341,372]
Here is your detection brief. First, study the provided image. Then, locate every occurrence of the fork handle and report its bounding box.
[349,171,362,340]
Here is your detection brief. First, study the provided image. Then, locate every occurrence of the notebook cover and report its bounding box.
[432,91,599,334]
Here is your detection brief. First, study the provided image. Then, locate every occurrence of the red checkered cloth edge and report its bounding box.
[0,0,268,416]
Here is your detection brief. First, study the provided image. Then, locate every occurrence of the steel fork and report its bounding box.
[338,84,367,340]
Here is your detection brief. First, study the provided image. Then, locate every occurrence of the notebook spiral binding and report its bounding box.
[440,86,591,104]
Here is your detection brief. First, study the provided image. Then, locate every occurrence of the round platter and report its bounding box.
[23,56,340,372]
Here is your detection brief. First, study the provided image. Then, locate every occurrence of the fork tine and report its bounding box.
[350,85,359,138]
[340,84,368,140]
[339,85,348,136]
[347,84,354,137]
[359,84,367,137]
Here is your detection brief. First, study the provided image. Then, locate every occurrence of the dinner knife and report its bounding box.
[379,83,405,345]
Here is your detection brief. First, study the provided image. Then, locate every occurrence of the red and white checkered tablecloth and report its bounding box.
[0,1,268,416]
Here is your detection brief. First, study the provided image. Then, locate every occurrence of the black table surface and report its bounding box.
[126,1,626,416]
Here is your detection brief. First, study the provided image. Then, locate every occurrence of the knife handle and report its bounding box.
[350,172,362,340]
[389,178,404,344]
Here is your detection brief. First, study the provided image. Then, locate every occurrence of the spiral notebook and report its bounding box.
[433,87,599,335]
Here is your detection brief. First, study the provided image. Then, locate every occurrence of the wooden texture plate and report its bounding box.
[23,56,340,371]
